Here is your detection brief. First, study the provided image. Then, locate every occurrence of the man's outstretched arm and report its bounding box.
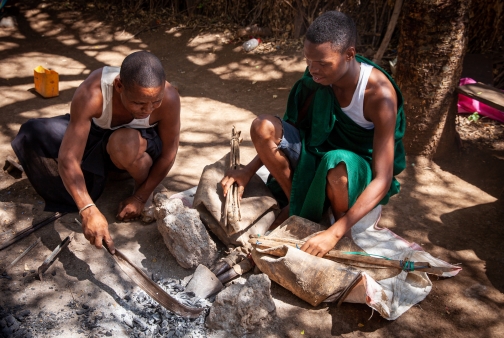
[301,73,398,257]
[58,70,115,253]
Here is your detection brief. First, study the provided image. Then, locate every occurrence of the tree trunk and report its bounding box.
[293,0,306,39]
[395,0,470,158]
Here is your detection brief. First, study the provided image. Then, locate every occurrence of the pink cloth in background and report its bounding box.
[457,77,504,123]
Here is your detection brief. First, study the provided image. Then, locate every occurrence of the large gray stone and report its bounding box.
[154,194,217,269]
[206,274,276,336]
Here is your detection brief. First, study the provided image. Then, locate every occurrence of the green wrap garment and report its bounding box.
[268,55,406,223]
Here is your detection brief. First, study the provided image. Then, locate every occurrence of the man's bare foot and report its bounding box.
[269,205,290,230]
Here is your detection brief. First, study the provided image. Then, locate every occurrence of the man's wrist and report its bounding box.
[79,203,96,216]
[243,165,256,179]
[327,220,347,240]
[79,204,96,219]
[133,194,146,204]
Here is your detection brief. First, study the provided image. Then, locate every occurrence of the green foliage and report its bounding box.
[467,112,481,122]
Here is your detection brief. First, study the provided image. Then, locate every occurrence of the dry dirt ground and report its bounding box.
[1,1,504,337]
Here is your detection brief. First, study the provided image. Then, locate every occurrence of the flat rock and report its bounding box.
[154,194,217,269]
[206,274,276,336]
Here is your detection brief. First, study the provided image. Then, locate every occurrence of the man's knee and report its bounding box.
[250,115,282,143]
[327,163,348,192]
[107,129,145,166]
[327,163,349,215]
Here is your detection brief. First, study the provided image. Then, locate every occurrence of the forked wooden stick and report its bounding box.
[224,126,242,227]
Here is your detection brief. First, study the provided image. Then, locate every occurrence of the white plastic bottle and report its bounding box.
[242,38,260,52]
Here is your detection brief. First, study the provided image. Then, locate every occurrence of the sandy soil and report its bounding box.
[1,1,503,337]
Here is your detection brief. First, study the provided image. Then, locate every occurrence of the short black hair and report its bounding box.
[305,11,357,52]
[120,51,166,90]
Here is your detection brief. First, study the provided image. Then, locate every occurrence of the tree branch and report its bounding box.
[373,0,403,65]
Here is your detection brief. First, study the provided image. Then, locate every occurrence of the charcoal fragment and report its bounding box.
[15,309,30,321]
[76,308,90,315]
[5,315,16,327]
[133,317,148,331]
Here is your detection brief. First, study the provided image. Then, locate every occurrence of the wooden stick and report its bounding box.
[373,0,403,65]
[5,156,24,172]
[249,236,458,275]
[232,133,240,222]
[229,134,236,224]
[234,129,242,221]
[223,190,230,227]
[237,189,242,222]
[224,126,243,226]
[230,139,235,170]
[236,131,241,166]
[223,127,236,226]
[233,186,238,220]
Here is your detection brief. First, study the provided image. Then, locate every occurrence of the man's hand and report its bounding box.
[117,195,145,221]
[300,230,340,257]
[221,168,253,199]
[81,206,115,254]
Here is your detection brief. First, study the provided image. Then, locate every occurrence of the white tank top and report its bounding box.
[340,63,374,130]
[92,66,156,130]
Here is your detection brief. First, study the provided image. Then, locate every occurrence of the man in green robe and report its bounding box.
[221,11,406,257]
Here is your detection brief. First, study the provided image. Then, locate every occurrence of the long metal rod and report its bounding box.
[0,237,41,275]
[73,219,203,318]
[0,212,66,251]
[38,232,74,281]
[104,246,204,318]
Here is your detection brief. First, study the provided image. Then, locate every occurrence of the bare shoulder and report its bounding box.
[364,67,398,122]
[76,68,103,97]
[367,68,397,103]
[163,81,181,108]
[71,68,105,119]
[155,81,181,122]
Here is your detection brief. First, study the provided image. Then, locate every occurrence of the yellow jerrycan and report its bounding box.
[34,66,59,98]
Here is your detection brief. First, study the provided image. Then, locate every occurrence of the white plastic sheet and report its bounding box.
[349,206,461,320]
